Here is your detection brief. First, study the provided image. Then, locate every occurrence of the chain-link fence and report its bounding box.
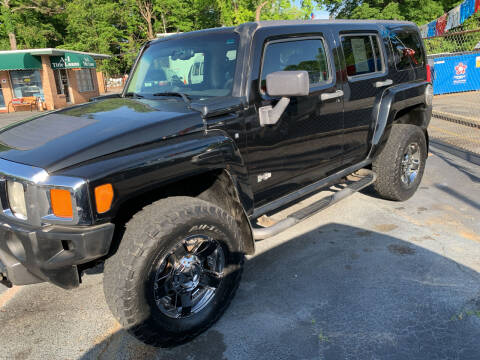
[424,29,480,155]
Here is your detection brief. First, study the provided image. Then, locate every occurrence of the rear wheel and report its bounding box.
[372,124,427,201]
[103,196,244,347]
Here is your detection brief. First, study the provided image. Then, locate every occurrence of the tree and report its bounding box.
[0,0,65,50]
[318,0,460,24]
[425,11,480,54]
[136,0,155,39]
[0,0,16,49]
[60,0,140,75]
[0,0,323,75]
[256,1,269,20]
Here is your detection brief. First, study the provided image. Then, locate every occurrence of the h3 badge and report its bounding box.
[257,172,272,183]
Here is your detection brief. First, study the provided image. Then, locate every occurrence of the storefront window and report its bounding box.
[76,69,95,92]
[10,70,45,100]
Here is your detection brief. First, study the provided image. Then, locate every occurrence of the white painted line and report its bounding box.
[0,286,21,308]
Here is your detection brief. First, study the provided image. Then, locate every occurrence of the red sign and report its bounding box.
[455,62,467,75]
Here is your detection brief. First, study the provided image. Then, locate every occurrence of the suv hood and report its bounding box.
[0,97,204,173]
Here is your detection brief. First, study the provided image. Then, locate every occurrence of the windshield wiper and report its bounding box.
[152,92,191,105]
[124,92,144,98]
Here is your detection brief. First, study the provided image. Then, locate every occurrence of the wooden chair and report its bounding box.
[8,97,38,113]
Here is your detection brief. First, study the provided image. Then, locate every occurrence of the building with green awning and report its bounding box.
[0,53,42,71]
[0,48,110,112]
[50,52,96,70]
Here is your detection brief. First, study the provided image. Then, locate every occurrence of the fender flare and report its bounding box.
[190,130,253,214]
[191,131,256,254]
[368,80,431,159]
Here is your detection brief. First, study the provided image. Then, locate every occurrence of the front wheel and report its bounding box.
[103,197,244,347]
[372,124,427,201]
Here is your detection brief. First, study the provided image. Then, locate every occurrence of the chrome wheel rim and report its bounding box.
[401,142,421,186]
[153,234,225,319]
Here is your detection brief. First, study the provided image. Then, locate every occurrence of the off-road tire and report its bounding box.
[372,124,427,201]
[103,196,244,347]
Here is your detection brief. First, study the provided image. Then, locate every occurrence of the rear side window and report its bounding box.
[260,38,330,93]
[390,31,425,70]
[341,35,384,77]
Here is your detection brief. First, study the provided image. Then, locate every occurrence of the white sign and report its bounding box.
[351,38,369,73]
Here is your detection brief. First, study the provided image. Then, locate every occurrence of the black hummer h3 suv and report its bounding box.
[0,20,432,346]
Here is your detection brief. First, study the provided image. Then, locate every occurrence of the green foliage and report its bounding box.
[59,0,137,75]
[3,0,480,72]
[424,12,480,54]
[1,0,319,75]
[319,0,460,24]
[0,2,15,35]
[1,0,65,49]
[318,0,480,55]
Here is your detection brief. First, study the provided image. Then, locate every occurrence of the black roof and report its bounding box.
[150,26,236,44]
[252,19,415,28]
[149,19,417,44]
[234,19,417,37]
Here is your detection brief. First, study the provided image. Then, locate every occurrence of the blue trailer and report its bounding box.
[431,52,480,95]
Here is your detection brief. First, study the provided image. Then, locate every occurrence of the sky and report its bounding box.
[293,0,331,19]
[314,10,330,19]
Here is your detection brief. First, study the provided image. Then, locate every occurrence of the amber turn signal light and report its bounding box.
[95,184,114,214]
[50,189,73,218]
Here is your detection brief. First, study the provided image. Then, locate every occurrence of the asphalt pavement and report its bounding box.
[0,143,479,360]
[433,92,480,124]
[0,111,39,129]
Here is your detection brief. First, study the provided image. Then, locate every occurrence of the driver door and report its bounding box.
[246,31,345,208]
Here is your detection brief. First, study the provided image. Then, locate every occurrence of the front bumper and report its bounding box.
[0,218,114,289]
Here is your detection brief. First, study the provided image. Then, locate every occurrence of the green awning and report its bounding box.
[0,53,42,70]
[50,52,96,69]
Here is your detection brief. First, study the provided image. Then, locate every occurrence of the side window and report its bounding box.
[390,31,424,70]
[260,38,330,93]
[341,35,384,77]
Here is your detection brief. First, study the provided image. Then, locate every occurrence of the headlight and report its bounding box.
[6,181,27,219]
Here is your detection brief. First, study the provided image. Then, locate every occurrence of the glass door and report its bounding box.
[54,69,71,103]
[60,69,71,103]
[0,85,5,109]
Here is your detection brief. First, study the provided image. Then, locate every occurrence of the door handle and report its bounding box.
[320,90,344,101]
[374,79,393,88]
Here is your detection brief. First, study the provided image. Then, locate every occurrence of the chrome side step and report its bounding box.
[251,159,372,219]
[252,169,376,240]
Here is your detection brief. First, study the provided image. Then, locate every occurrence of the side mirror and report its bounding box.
[266,71,310,97]
[259,71,310,127]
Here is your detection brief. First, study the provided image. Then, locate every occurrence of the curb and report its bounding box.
[432,111,480,129]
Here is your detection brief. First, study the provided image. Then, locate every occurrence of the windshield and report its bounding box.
[126,32,239,99]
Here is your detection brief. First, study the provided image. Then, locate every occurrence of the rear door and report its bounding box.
[246,29,345,207]
[337,31,390,166]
